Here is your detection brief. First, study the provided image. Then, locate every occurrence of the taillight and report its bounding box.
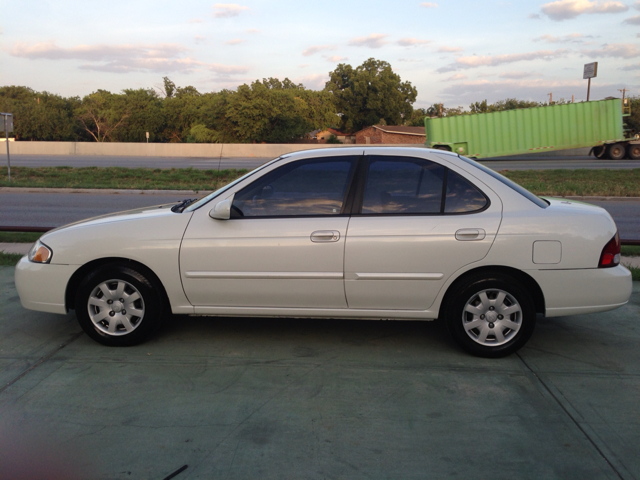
[598,232,620,268]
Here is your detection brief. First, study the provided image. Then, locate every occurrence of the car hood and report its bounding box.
[43,203,179,236]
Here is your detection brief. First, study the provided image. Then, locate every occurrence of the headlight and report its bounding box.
[28,240,53,264]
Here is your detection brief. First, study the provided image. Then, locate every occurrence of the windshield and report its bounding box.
[183,157,285,212]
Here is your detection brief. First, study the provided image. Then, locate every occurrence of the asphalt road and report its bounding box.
[1,267,639,479]
[4,153,640,170]
[1,190,639,239]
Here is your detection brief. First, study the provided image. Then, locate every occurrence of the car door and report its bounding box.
[180,156,359,309]
[344,154,502,311]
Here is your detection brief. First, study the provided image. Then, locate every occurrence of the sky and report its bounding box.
[0,0,639,110]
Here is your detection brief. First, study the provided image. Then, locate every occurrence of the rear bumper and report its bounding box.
[15,257,79,315]
[529,265,633,317]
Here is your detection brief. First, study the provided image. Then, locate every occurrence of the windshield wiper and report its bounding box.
[171,198,197,213]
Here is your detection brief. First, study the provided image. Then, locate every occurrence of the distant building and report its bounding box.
[355,125,426,145]
[315,128,356,144]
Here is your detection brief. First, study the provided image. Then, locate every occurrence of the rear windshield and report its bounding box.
[456,156,549,208]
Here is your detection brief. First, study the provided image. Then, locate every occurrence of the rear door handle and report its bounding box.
[310,230,340,242]
[455,228,486,241]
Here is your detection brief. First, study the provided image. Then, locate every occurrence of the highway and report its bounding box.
[1,190,639,239]
[3,153,640,171]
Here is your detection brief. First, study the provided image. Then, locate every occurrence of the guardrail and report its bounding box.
[1,225,639,245]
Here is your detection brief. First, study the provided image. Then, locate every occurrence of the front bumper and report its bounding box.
[15,257,79,314]
[529,265,633,317]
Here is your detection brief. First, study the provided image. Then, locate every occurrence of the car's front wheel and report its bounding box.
[443,273,536,358]
[75,264,166,346]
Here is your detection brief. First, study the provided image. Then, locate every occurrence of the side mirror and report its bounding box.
[209,194,234,220]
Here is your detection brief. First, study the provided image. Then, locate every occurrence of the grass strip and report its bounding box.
[0,166,247,191]
[621,245,640,257]
[0,252,23,266]
[502,169,640,197]
[2,166,640,197]
[624,265,640,282]
[0,232,41,243]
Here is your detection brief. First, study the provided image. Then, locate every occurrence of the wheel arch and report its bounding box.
[65,257,171,312]
[438,265,546,318]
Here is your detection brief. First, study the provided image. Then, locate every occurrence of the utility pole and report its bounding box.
[548,92,553,104]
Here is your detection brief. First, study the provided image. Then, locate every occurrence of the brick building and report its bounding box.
[355,125,426,145]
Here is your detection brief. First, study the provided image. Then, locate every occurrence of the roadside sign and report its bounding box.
[583,62,598,79]
[0,114,13,133]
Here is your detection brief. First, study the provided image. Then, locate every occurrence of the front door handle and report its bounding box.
[455,228,486,241]
[310,230,340,242]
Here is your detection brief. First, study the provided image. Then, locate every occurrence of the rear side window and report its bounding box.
[361,156,487,215]
[232,157,357,217]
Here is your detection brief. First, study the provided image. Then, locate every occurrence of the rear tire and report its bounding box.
[443,273,536,358]
[606,143,626,160]
[627,144,640,160]
[75,264,166,346]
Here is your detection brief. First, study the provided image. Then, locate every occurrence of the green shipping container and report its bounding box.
[424,98,625,158]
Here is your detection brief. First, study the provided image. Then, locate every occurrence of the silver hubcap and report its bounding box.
[87,279,145,336]
[462,289,522,346]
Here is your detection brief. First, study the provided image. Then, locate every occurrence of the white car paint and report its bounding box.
[15,146,633,354]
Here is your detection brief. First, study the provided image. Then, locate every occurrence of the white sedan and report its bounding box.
[15,147,632,357]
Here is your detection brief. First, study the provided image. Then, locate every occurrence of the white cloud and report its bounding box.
[213,4,249,18]
[9,41,248,75]
[397,38,430,47]
[582,43,640,58]
[194,36,206,44]
[420,3,438,7]
[621,63,640,70]
[225,39,245,45]
[302,45,337,56]
[623,15,640,24]
[188,18,203,24]
[246,29,259,33]
[446,73,468,80]
[528,13,542,18]
[499,71,542,79]
[324,55,347,62]
[348,33,388,49]
[439,78,588,104]
[534,33,587,43]
[293,73,327,90]
[209,63,249,74]
[437,49,569,72]
[541,0,628,21]
[438,45,463,53]
[634,0,640,9]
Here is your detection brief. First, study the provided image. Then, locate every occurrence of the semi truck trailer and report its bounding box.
[424,98,639,160]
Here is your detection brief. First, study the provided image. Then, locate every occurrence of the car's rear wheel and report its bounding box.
[443,273,536,358]
[75,264,165,346]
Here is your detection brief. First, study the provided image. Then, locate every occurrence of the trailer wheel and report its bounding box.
[627,144,640,160]
[606,143,626,160]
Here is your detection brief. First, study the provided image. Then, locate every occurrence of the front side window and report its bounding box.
[231,157,357,217]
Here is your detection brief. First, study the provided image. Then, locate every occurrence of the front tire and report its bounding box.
[443,273,536,358]
[606,143,626,160]
[75,264,166,346]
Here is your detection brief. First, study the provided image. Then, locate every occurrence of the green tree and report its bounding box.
[76,90,130,142]
[111,88,165,143]
[0,86,82,141]
[324,58,417,132]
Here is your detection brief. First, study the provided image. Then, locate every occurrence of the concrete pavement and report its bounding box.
[0,266,639,479]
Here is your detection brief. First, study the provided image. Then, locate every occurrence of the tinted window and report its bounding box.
[232,157,357,217]
[445,170,488,213]
[362,156,445,214]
